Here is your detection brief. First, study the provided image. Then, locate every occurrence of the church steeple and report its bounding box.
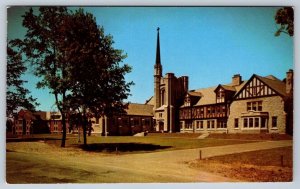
[154,27,162,77]
[154,27,162,110]
[156,27,161,65]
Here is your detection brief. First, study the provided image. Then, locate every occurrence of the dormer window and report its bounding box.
[184,94,191,106]
[216,88,225,103]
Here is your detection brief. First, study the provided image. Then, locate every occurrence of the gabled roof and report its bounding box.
[214,84,236,92]
[190,73,286,106]
[126,103,154,116]
[233,74,286,98]
[255,75,286,97]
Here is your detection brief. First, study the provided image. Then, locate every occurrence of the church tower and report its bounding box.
[154,27,162,111]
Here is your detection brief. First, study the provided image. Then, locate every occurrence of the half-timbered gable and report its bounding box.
[234,75,286,100]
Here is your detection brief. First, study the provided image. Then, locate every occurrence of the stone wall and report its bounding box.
[227,96,286,134]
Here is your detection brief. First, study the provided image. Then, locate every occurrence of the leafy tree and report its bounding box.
[6,44,38,117]
[11,7,133,147]
[63,9,133,146]
[275,7,294,37]
[11,7,71,147]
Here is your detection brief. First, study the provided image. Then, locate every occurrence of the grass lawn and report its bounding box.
[40,134,257,154]
[188,146,293,182]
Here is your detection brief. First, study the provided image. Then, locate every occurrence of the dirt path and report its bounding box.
[6,140,292,183]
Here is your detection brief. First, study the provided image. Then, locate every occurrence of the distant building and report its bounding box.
[96,103,154,136]
[7,110,69,137]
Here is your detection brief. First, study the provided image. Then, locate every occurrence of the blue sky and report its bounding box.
[7,7,293,111]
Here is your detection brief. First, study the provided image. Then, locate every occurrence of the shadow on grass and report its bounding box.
[80,143,172,153]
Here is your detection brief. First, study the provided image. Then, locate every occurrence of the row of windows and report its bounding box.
[247,101,262,111]
[180,105,227,119]
[234,116,277,129]
[114,117,152,126]
[180,120,227,130]
[181,116,278,130]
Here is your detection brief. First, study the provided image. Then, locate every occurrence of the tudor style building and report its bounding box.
[151,28,293,134]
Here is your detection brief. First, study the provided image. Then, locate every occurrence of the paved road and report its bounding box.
[6,140,292,183]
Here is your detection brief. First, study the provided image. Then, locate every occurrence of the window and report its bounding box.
[261,118,266,128]
[217,120,227,128]
[247,101,263,111]
[180,121,183,129]
[133,118,140,126]
[244,118,248,128]
[222,106,226,113]
[96,118,99,124]
[207,120,210,129]
[234,118,239,128]
[207,107,211,114]
[144,118,150,126]
[217,88,225,103]
[258,102,262,111]
[161,89,165,106]
[272,116,277,128]
[200,121,203,129]
[195,121,204,130]
[184,96,191,107]
[185,121,192,130]
[255,118,259,128]
[211,107,215,114]
[123,118,129,126]
[252,102,257,111]
[249,118,253,128]
[211,120,215,128]
[247,102,251,111]
[200,108,204,117]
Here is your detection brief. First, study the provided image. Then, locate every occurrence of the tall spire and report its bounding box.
[155,27,161,65]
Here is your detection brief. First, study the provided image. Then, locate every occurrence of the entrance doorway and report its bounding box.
[159,121,164,132]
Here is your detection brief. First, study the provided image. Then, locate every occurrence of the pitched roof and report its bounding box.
[194,86,217,105]
[191,74,284,106]
[145,96,154,105]
[220,85,236,91]
[187,91,203,97]
[126,103,154,116]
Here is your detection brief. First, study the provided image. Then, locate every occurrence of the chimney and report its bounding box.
[182,76,189,93]
[232,74,242,86]
[286,69,293,95]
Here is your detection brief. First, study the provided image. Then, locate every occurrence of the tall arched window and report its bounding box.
[161,89,165,106]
